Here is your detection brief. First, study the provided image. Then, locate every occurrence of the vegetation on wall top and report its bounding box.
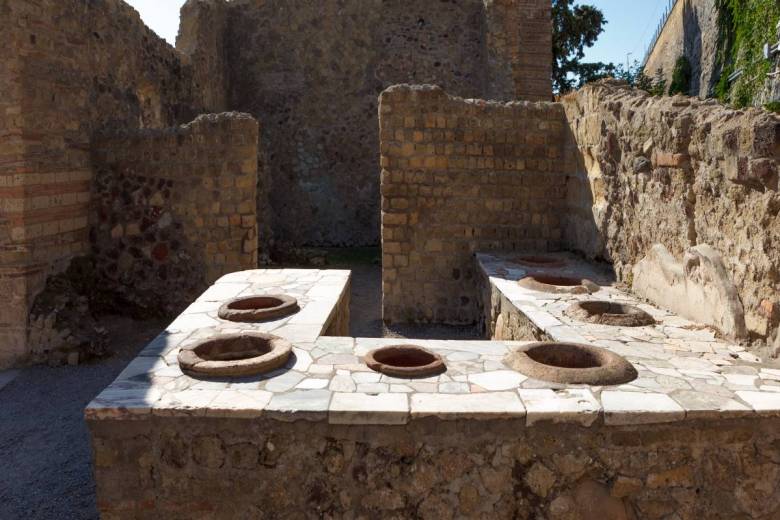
[715,0,780,107]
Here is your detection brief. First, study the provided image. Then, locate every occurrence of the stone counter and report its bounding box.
[86,330,780,426]
[87,267,780,519]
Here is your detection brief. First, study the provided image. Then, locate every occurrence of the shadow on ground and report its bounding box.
[0,316,166,520]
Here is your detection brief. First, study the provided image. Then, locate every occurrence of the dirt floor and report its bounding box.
[0,260,479,519]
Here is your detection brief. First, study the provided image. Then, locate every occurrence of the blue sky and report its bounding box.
[126,0,670,69]
[584,0,673,67]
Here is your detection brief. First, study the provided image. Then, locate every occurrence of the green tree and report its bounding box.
[552,0,611,93]
[668,56,692,95]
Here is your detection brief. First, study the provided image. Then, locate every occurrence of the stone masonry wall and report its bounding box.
[0,0,202,367]
[208,0,552,248]
[89,113,259,317]
[176,0,229,114]
[89,415,780,519]
[486,0,553,102]
[643,0,720,98]
[0,1,28,366]
[562,81,779,343]
[380,85,567,325]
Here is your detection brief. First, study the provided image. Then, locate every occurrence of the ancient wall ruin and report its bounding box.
[0,0,208,367]
[89,415,780,519]
[0,0,27,366]
[177,0,230,113]
[181,0,552,248]
[0,0,552,367]
[90,113,259,317]
[380,85,566,325]
[0,0,268,366]
[379,80,779,348]
[562,81,779,343]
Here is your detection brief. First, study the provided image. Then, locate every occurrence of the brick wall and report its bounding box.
[177,0,229,113]
[90,113,259,316]
[486,0,553,102]
[0,0,200,367]
[0,10,29,365]
[196,0,552,248]
[380,85,567,325]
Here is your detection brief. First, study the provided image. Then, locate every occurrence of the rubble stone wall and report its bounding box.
[562,81,780,342]
[89,415,780,519]
[380,85,567,325]
[0,0,201,367]
[216,0,552,247]
[90,113,259,317]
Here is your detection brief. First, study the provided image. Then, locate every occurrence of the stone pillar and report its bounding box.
[177,0,230,113]
[485,0,553,101]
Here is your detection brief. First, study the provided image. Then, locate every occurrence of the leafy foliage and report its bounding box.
[650,68,668,96]
[764,100,780,113]
[715,0,780,107]
[668,56,692,95]
[601,60,664,95]
[552,0,610,93]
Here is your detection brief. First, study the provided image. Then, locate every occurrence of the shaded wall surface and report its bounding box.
[379,81,779,348]
[562,81,779,342]
[0,0,262,368]
[90,416,780,519]
[179,0,553,247]
[90,113,259,316]
[1,0,552,366]
[0,0,203,367]
[380,85,567,325]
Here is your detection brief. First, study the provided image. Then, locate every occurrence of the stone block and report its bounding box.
[632,244,747,340]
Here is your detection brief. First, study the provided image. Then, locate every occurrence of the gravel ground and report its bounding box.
[0,316,166,520]
[0,262,479,519]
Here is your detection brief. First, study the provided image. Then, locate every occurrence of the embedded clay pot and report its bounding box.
[504,342,637,386]
[218,294,299,322]
[518,275,600,294]
[513,255,567,269]
[178,332,292,377]
[565,301,656,327]
[364,345,446,378]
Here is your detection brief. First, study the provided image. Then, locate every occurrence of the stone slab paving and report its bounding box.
[477,252,780,420]
[88,264,780,427]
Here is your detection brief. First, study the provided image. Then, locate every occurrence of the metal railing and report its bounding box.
[642,0,683,66]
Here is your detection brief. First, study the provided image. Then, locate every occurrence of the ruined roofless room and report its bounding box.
[1,0,780,518]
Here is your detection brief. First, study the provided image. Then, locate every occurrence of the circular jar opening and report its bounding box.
[518,275,600,294]
[530,275,583,287]
[504,342,637,385]
[218,294,299,322]
[178,332,292,377]
[565,301,656,327]
[365,345,446,378]
[514,255,567,268]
